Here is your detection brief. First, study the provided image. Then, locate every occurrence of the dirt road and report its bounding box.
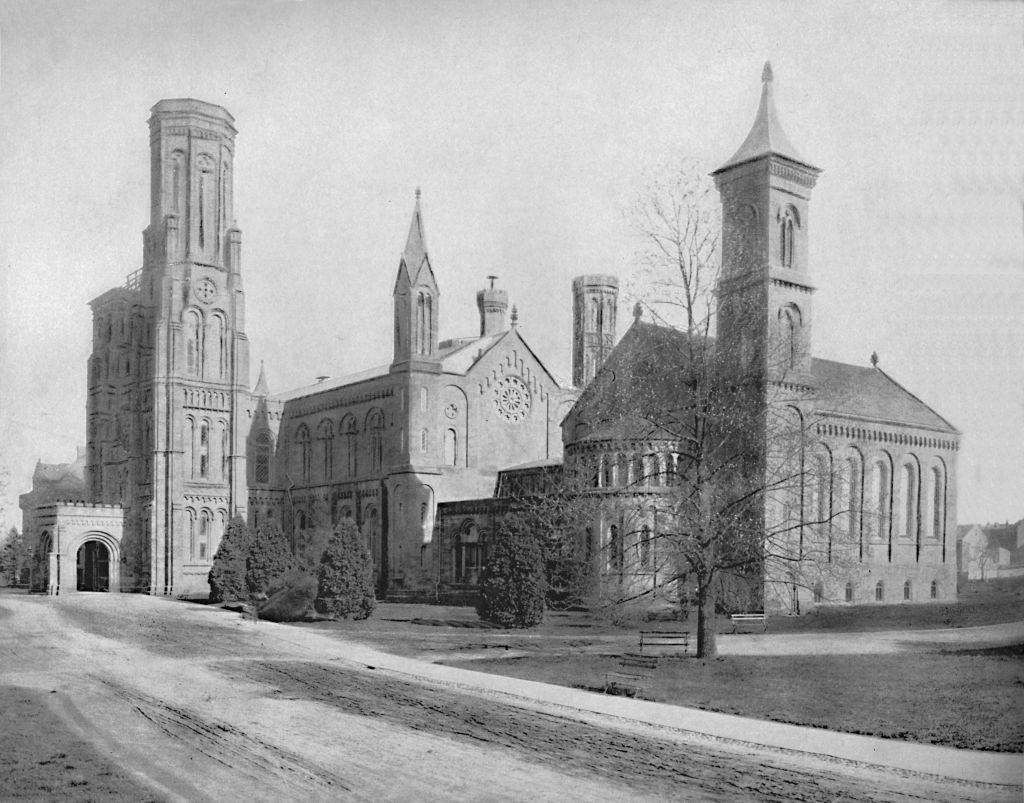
[0,592,1014,801]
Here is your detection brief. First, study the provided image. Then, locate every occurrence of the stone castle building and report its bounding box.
[437,65,960,612]
[23,67,959,607]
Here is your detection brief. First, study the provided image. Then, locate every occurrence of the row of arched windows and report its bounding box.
[183,308,229,379]
[832,578,940,604]
[809,447,947,561]
[292,409,385,484]
[184,416,231,482]
[586,450,679,489]
[186,507,226,562]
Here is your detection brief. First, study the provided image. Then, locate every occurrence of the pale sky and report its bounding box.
[1,0,1021,531]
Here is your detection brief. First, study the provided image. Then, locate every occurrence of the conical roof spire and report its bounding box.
[401,187,429,280]
[713,62,817,174]
[253,360,269,397]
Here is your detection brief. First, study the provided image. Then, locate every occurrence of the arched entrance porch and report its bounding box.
[77,540,110,592]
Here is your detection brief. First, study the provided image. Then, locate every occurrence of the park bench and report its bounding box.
[730,613,766,633]
[604,653,658,698]
[639,630,690,656]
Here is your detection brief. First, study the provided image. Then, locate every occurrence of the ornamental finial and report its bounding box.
[633,302,643,322]
[511,305,519,327]
[415,187,421,202]
[870,351,879,367]
[762,61,773,83]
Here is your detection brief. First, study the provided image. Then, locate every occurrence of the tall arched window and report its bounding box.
[872,459,890,540]
[253,431,271,484]
[903,579,912,601]
[609,524,622,574]
[899,463,917,539]
[425,295,433,354]
[198,421,210,478]
[221,421,230,480]
[184,310,201,375]
[640,524,652,570]
[443,428,457,466]
[198,509,211,560]
[778,305,801,370]
[931,466,944,540]
[632,454,644,486]
[187,508,196,560]
[780,206,797,267]
[845,581,854,602]
[368,410,384,473]
[875,581,884,602]
[185,417,195,478]
[930,579,938,599]
[295,425,311,483]
[318,420,334,481]
[343,418,357,476]
[207,314,225,378]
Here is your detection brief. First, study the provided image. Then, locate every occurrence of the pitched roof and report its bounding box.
[713,62,819,175]
[810,359,958,433]
[271,364,390,402]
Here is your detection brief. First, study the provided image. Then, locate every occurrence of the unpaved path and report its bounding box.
[0,592,1016,801]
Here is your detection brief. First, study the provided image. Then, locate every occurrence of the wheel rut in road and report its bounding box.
[223,660,951,803]
[95,677,353,798]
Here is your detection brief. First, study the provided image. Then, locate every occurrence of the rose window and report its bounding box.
[495,376,531,423]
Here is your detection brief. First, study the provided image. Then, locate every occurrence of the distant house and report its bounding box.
[957,521,1024,580]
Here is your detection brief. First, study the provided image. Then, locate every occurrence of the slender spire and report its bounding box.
[401,188,429,280]
[253,360,269,396]
[713,61,817,174]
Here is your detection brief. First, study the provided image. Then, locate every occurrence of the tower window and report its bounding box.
[199,422,210,478]
[780,207,797,268]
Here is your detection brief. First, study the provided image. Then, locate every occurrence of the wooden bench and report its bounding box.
[604,653,658,697]
[639,630,690,655]
[730,613,766,633]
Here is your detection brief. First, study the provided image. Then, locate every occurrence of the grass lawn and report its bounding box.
[453,643,1024,753]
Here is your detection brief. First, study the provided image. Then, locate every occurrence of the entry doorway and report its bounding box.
[77,541,110,592]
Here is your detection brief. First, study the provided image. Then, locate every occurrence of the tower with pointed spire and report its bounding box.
[712,63,821,384]
[392,189,441,372]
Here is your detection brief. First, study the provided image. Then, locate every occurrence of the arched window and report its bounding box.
[640,524,652,570]
[187,508,196,559]
[198,509,211,560]
[295,425,311,483]
[254,431,271,484]
[198,421,210,478]
[425,295,433,355]
[366,506,380,572]
[871,459,890,540]
[931,466,944,540]
[297,510,307,530]
[318,420,334,480]
[845,581,854,602]
[780,206,797,267]
[875,581,884,602]
[421,429,428,451]
[778,305,801,370]
[185,417,195,478]
[443,428,457,466]
[602,456,614,487]
[609,525,622,574]
[930,579,938,599]
[899,463,917,539]
[342,418,357,476]
[207,314,225,378]
[813,583,823,603]
[184,310,201,374]
[903,579,912,601]
[221,422,230,480]
[632,454,644,486]
[368,410,384,473]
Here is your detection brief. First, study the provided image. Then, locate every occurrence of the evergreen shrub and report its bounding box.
[476,523,546,628]
[208,516,253,602]
[314,520,376,620]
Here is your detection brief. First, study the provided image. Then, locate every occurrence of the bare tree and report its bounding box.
[538,163,858,658]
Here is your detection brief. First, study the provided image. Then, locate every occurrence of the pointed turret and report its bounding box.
[399,187,430,285]
[253,361,269,397]
[713,62,818,175]
[392,189,441,369]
